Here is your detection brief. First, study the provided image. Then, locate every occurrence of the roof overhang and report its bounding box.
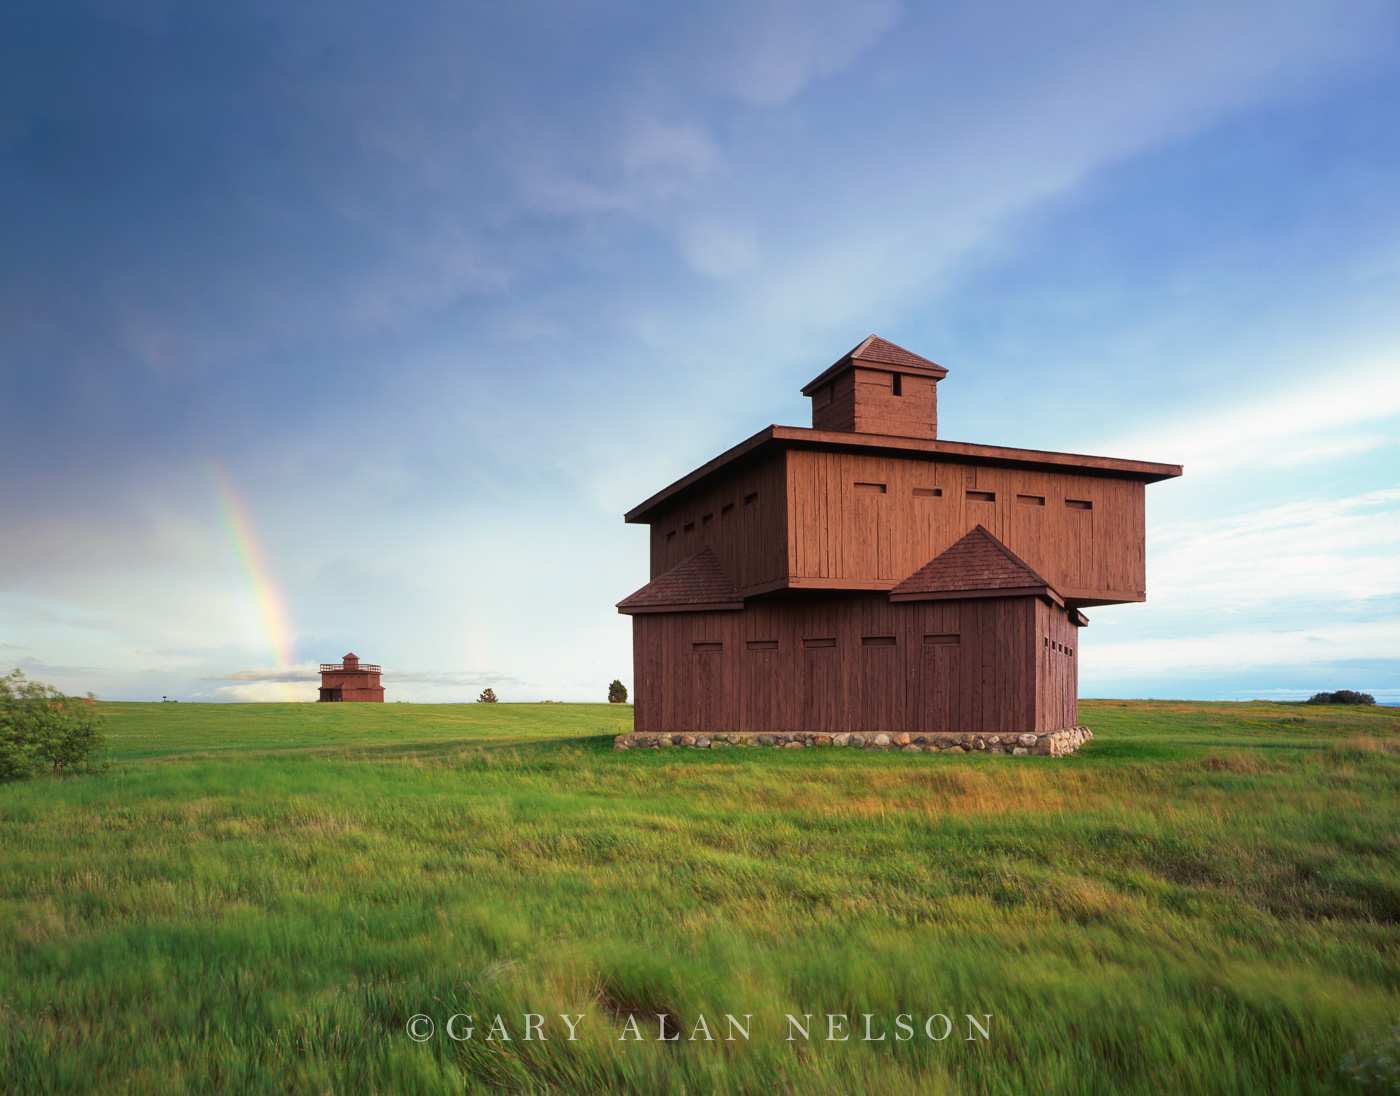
[800,335,949,395]
[889,584,1064,608]
[617,600,744,615]
[800,360,947,396]
[625,425,1183,524]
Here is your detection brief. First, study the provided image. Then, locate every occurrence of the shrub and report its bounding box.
[608,679,628,704]
[476,688,498,704]
[1305,690,1376,706]
[0,669,108,782]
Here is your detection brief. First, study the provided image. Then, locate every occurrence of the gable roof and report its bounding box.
[617,547,744,614]
[801,335,948,395]
[889,525,1063,606]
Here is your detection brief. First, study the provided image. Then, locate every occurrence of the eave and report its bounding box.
[617,601,744,615]
[800,359,947,395]
[624,425,1183,524]
[889,584,1064,608]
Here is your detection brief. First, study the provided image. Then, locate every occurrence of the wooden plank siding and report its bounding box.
[1036,599,1082,732]
[811,368,938,439]
[631,593,1079,736]
[625,426,1178,528]
[647,451,789,591]
[785,449,1145,606]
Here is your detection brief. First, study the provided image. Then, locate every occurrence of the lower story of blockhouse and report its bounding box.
[317,677,384,702]
[630,591,1080,737]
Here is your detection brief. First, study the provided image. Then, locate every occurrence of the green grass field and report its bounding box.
[3,699,1399,1095]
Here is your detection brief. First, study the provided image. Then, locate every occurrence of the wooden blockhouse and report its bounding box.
[618,336,1181,737]
[318,653,384,702]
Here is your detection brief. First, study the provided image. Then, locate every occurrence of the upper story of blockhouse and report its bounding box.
[623,337,1181,610]
[319,652,382,687]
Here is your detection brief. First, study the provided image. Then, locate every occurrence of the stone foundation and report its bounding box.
[613,727,1092,757]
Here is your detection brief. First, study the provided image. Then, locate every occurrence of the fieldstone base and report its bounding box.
[613,727,1092,757]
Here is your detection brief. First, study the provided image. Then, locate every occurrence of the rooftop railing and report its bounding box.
[320,663,382,674]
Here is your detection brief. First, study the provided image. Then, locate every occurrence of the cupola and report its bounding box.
[801,335,947,439]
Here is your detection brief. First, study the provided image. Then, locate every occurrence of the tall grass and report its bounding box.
[2,700,1398,1094]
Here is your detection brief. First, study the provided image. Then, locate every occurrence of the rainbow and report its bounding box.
[209,464,298,673]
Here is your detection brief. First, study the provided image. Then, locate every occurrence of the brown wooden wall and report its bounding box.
[810,368,938,439]
[785,449,1145,605]
[319,671,385,702]
[647,451,788,590]
[632,593,1079,736]
[1036,600,1080,731]
[641,445,1147,606]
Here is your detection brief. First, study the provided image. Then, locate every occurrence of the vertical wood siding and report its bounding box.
[785,449,1145,602]
[647,451,789,591]
[1036,600,1081,731]
[631,593,1079,736]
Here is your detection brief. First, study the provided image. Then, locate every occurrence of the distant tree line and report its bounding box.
[0,670,107,782]
[1305,690,1375,706]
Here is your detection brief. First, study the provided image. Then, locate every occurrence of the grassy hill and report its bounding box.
[2,699,1398,1094]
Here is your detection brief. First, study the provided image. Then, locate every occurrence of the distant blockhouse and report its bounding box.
[318,653,385,702]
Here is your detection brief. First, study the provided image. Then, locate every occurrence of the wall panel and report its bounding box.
[631,593,1077,736]
[784,450,1147,603]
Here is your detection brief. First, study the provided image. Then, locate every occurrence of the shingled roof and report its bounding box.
[617,547,744,614]
[801,334,948,395]
[889,525,1063,605]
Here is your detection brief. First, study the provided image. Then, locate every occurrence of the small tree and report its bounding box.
[0,669,107,782]
[608,679,628,704]
[477,687,498,704]
[1305,690,1376,706]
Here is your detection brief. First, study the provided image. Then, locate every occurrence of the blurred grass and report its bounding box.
[2,699,1398,1094]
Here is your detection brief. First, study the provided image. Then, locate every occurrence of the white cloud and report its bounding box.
[676,221,760,278]
[213,665,321,683]
[1151,487,1400,608]
[1108,356,1400,476]
[1084,619,1400,676]
[1083,483,1400,686]
[205,681,318,703]
[697,0,902,107]
[622,123,721,183]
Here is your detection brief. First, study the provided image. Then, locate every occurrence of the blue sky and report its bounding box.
[2,0,1397,703]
